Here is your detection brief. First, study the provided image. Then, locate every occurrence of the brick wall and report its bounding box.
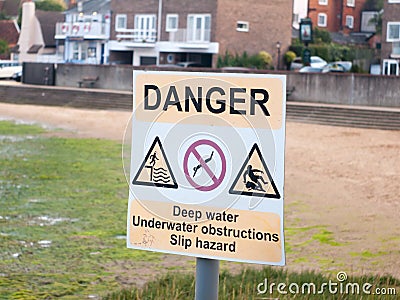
[215,0,292,67]
[381,1,400,61]
[110,0,159,40]
[160,0,217,41]
[308,0,340,32]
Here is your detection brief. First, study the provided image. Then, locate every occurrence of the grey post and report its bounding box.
[195,257,219,300]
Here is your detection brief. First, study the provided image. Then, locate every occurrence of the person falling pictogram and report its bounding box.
[149,151,159,166]
[243,165,268,191]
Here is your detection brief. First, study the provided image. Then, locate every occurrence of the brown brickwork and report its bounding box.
[110,0,159,40]
[381,0,400,61]
[308,0,367,33]
[215,0,292,67]
[110,0,293,68]
[161,0,217,41]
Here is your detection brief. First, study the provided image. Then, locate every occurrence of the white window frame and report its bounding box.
[347,0,355,7]
[387,22,400,42]
[318,0,328,5]
[72,42,87,61]
[318,13,327,27]
[346,16,354,29]
[382,59,399,75]
[166,14,178,32]
[187,14,211,42]
[115,14,127,31]
[134,14,157,42]
[236,21,249,32]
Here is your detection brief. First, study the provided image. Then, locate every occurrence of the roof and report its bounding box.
[66,0,110,14]
[0,19,19,45]
[330,32,372,46]
[1,0,21,17]
[36,10,64,48]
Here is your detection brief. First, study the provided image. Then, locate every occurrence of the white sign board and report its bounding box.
[128,71,286,265]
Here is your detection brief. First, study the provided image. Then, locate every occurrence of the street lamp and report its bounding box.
[276,41,281,70]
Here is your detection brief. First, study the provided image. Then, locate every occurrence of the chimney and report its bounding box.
[17,1,44,62]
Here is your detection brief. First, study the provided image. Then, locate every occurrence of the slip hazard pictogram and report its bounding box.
[229,143,280,198]
[183,139,226,192]
[132,136,178,189]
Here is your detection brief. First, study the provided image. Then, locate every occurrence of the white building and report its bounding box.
[54,0,111,64]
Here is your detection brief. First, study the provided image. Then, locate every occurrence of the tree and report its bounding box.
[35,0,66,11]
[0,39,9,55]
[369,11,383,35]
[0,11,10,20]
[18,0,66,26]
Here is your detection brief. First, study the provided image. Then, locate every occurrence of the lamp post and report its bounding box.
[276,41,281,70]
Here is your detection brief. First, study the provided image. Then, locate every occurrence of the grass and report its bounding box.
[1,120,399,299]
[104,267,400,299]
[0,121,161,299]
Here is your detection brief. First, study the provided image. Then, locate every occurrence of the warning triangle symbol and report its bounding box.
[229,143,280,199]
[132,136,178,189]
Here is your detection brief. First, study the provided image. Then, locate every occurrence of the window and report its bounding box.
[347,0,355,7]
[318,0,328,5]
[187,14,211,42]
[393,42,400,56]
[387,22,400,41]
[88,47,96,58]
[236,21,249,32]
[318,13,327,27]
[115,14,127,31]
[166,14,178,32]
[134,14,157,42]
[72,42,87,61]
[346,16,354,29]
[383,59,399,75]
[140,56,157,65]
[293,14,299,24]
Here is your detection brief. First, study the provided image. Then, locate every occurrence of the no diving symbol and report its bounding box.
[183,139,226,192]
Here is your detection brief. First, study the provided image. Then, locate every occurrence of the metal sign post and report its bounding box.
[195,258,219,300]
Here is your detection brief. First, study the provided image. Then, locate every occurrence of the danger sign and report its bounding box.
[128,71,286,265]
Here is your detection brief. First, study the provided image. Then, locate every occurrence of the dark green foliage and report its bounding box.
[289,44,364,62]
[0,39,9,55]
[313,28,332,44]
[216,51,270,69]
[0,11,10,20]
[35,0,65,12]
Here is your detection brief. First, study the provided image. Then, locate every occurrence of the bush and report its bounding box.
[0,39,8,55]
[289,43,364,62]
[258,51,273,67]
[313,27,332,44]
[217,51,272,69]
[284,51,296,70]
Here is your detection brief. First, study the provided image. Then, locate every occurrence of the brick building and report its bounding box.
[108,0,292,68]
[308,0,368,34]
[381,0,400,75]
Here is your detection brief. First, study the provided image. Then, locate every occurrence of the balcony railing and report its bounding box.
[169,29,211,43]
[116,29,157,43]
[55,22,109,39]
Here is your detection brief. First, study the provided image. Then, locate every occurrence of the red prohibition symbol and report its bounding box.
[183,139,226,192]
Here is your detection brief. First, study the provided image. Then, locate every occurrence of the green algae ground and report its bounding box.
[0,121,160,299]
